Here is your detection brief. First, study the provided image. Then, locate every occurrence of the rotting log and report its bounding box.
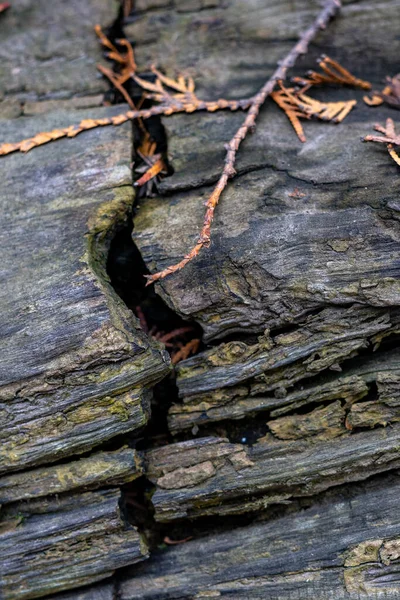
[0,2,171,595]
[0,447,143,505]
[0,106,170,475]
[146,423,400,521]
[1,0,400,598]
[119,474,400,599]
[46,582,116,600]
[0,489,147,600]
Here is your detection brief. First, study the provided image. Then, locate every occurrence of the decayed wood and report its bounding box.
[0,489,148,600]
[0,447,143,505]
[169,307,400,432]
[133,1,400,342]
[146,419,400,521]
[145,0,341,283]
[0,106,170,476]
[118,474,400,599]
[46,582,115,600]
[0,0,117,103]
[175,305,398,396]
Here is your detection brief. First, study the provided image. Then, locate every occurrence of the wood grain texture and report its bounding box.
[0,106,170,475]
[132,0,400,341]
[146,422,400,521]
[0,0,117,103]
[0,489,148,600]
[119,474,400,599]
[0,447,143,505]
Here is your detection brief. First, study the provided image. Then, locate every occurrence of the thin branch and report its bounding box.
[145,0,342,285]
[0,99,250,156]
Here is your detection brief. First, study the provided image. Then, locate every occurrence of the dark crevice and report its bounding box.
[98,0,400,580]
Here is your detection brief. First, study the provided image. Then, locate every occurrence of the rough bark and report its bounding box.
[0,489,147,600]
[119,474,400,599]
[1,0,400,598]
[0,1,169,597]
[0,447,143,505]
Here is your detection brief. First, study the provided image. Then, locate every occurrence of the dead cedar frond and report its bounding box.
[145,0,342,284]
[292,55,371,90]
[0,1,343,284]
[0,37,250,156]
[133,66,250,114]
[271,85,307,142]
[364,118,400,167]
[135,155,167,192]
[171,339,201,365]
[363,74,400,110]
[271,82,356,142]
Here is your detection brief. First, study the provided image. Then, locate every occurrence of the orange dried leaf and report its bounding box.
[388,144,400,167]
[271,83,356,142]
[363,94,384,107]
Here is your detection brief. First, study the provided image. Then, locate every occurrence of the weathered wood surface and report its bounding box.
[46,583,115,600]
[0,0,116,105]
[0,1,170,597]
[119,475,400,599]
[0,106,169,474]
[0,447,142,505]
[169,310,400,432]
[133,0,400,341]
[146,422,400,521]
[1,0,400,598]
[0,489,147,600]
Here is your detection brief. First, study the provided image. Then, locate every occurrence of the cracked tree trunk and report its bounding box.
[1,0,400,599]
[0,1,170,598]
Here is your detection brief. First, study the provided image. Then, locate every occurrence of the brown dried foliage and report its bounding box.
[271,82,356,142]
[145,0,342,284]
[364,118,400,167]
[6,1,388,286]
[292,54,371,90]
[364,75,400,110]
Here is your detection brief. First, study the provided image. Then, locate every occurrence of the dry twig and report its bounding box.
[145,0,342,284]
[271,82,356,142]
[364,118,400,166]
[292,55,371,90]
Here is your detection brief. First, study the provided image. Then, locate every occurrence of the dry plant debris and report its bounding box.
[364,118,400,167]
[134,306,199,363]
[292,54,371,90]
[0,0,398,285]
[271,81,356,142]
[144,0,342,284]
[134,131,168,195]
[364,74,400,109]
